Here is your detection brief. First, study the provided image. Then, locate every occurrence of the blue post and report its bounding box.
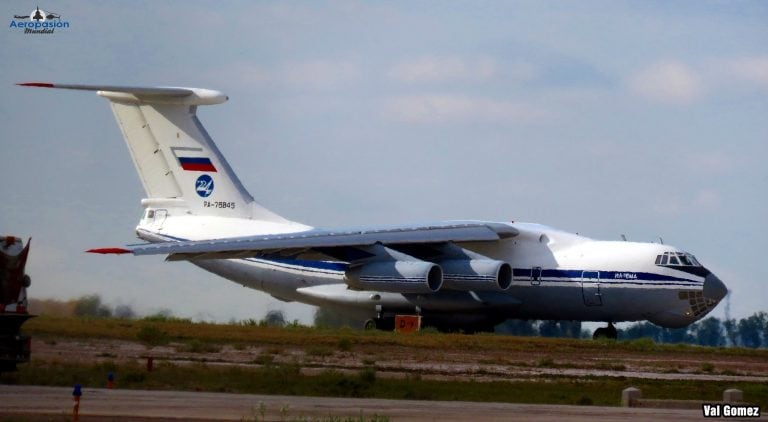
[72,384,82,421]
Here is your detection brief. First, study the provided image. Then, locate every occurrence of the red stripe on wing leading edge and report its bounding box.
[86,248,132,255]
[17,82,55,88]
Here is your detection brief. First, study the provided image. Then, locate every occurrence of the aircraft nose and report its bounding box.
[703,273,727,301]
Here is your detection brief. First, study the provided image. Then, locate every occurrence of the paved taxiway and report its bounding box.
[0,385,725,421]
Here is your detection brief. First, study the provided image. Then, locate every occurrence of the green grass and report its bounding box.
[4,359,767,408]
[23,316,768,359]
[136,324,170,346]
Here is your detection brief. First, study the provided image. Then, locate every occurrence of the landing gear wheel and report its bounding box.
[363,319,377,331]
[593,323,618,340]
[592,327,607,339]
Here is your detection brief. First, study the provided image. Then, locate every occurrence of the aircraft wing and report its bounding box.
[92,222,517,261]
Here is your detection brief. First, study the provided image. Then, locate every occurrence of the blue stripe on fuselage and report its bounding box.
[237,261,697,284]
[512,268,698,283]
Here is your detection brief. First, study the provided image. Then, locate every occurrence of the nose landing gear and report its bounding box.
[592,322,617,340]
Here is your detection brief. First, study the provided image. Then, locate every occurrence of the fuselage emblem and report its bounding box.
[196,175,214,197]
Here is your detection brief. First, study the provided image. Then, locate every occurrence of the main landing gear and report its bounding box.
[363,318,395,331]
[592,322,618,340]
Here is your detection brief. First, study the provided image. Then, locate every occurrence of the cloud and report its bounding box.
[383,94,545,123]
[208,62,272,88]
[628,61,703,105]
[209,60,361,92]
[694,189,720,208]
[626,56,768,104]
[389,56,498,84]
[683,151,734,175]
[720,56,768,89]
[652,189,721,217]
[652,195,683,217]
[282,59,362,91]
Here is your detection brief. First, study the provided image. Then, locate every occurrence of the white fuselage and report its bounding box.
[136,213,724,329]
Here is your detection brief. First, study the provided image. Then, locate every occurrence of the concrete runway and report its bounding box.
[0,385,723,421]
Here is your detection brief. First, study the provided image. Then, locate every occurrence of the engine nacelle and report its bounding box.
[440,259,512,291]
[345,261,443,294]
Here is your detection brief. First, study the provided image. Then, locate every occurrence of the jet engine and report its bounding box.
[345,260,443,294]
[440,259,512,291]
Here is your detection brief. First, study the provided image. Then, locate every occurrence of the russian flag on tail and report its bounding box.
[178,157,217,172]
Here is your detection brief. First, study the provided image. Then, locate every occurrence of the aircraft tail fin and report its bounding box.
[18,83,289,223]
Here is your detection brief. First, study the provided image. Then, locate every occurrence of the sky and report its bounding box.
[1,1,766,324]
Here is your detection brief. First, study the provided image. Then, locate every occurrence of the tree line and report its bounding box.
[617,313,768,348]
[494,313,768,348]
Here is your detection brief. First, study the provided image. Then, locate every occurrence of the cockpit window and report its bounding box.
[655,251,701,267]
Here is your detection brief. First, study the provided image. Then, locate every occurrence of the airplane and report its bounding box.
[18,82,728,338]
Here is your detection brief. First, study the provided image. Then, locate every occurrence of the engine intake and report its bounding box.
[440,259,512,291]
[345,261,443,294]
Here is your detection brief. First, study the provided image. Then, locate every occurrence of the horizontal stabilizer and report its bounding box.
[17,82,227,105]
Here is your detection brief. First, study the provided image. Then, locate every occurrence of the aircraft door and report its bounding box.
[581,271,602,306]
[530,266,542,286]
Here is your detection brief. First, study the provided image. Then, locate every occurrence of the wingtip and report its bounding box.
[86,247,132,255]
[17,82,55,88]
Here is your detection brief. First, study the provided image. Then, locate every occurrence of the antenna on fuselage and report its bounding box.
[658,236,664,245]
[621,234,627,241]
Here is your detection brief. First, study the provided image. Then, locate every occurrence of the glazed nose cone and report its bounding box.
[703,273,727,301]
